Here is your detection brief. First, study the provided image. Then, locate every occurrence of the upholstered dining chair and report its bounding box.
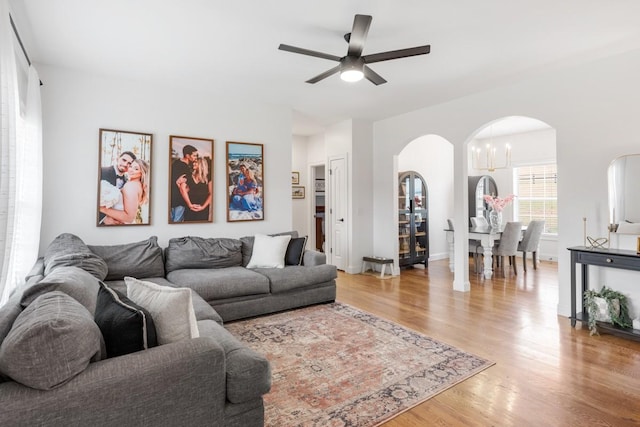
[518,220,545,272]
[470,216,489,227]
[492,221,523,276]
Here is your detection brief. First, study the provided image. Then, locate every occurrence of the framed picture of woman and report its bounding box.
[97,128,152,226]
[226,141,264,222]
[169,136,214,223]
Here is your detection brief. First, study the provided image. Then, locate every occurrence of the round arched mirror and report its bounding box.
[608,154,640,234]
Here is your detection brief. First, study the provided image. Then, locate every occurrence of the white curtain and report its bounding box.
[0,0,43,305]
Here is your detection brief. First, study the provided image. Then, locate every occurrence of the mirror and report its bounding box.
[608,154,640,234]
[468,175,498,226]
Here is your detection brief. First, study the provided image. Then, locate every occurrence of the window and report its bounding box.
[515,164,557,235]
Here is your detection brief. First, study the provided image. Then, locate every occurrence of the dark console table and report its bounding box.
[568,246,640,341]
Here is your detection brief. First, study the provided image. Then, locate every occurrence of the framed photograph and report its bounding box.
[292,186,305,199]
[291,171,300,185]
[169,136,214,223]
[97,128,152,226]
[315,179,325,192]
[226,141,264,221]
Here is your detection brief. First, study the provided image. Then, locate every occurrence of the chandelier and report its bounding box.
[471,126,512,172]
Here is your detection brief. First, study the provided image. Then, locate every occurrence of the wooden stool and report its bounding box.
[362,256,393,278]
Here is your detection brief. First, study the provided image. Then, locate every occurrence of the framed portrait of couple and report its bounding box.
[168,135,214,224]
[226,141,264,222]
[97,129,153,227]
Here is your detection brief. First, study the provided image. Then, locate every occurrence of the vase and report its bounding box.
[489,208,502,229]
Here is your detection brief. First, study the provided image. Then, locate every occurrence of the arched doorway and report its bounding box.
[466,116,557,273]
[396,135,453,271]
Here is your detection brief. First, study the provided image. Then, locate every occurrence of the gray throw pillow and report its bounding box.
[43,233,108,280]
[88,236,165,281]
[21,266,101,315]
[0,291,103,390]
[164,237,242,273]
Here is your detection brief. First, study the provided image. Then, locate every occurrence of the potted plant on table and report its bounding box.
[583,286,632,335]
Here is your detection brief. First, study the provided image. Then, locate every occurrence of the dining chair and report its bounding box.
[471,216,489,227]
[492,221,523,276]
[518,220,545,272]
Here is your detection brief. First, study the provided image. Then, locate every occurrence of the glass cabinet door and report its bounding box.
[398,171,429,267]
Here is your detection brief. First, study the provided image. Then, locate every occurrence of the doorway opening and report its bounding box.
[311,164,325,252]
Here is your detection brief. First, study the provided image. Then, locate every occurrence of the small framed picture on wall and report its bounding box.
[292,171,300,185]
[169,136,214,223]
[97,128,152,226]
[292,186,305,199]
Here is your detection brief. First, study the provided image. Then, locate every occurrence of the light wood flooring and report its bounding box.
[336,258,640,426]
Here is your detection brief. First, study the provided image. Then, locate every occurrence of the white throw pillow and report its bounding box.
[246,234,292,269]
[124,277,199,345]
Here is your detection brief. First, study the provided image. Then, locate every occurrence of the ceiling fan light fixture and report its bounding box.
[340,69,364,82]
[340,56,364,82]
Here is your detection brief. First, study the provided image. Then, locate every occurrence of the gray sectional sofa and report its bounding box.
[0,232,337,426]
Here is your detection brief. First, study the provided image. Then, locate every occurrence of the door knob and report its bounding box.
[338,218,344,222]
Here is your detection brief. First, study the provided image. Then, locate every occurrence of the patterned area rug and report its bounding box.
[226,302,494,427]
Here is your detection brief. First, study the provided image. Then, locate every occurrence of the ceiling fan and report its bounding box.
[278,14,430,85]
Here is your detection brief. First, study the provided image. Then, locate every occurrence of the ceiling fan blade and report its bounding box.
[347,14,372,57]
[363,66,387,85]
[278,44,341,62]
[306,65,341,84]
[363,45,431,64]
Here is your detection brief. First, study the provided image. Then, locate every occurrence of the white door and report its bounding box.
[329,156,347,270]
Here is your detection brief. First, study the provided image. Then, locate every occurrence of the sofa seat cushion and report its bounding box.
[43,233,108,280]
[88,236,165,280]
[0,292,103,390]
[167,267,269,301]
[165,237,242,273]
[197,319,270,404]
[105,277,223,325]
[255,264,338,294]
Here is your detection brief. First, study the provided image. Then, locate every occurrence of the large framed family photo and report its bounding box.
[97,129,152,226]
[226,141,264,222]
[169,136,214,224]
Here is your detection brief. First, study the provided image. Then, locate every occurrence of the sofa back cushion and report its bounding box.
[164,236,242,273]
[21,266,101,315]
[0,291,103,390]
[88,236,165,280]
[43,233,108,280]
[21,266,101,314]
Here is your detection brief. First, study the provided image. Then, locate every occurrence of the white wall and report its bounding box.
[373,47,640,316]
[292,135,309,237]
[349,120,373,274]
[38,65,292,250]
[398,135,454,263]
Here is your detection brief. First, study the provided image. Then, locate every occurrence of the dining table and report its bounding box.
[445,224,522,279]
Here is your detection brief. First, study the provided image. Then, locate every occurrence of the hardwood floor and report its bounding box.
[336,259,640,426]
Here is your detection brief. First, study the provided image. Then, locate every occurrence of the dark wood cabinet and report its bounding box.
[398,171,428,267]
[568,246,640,341]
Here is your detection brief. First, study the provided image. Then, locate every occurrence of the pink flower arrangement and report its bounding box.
[483,194,515,212]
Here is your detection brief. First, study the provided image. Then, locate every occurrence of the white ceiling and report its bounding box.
[10,1,640,135]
